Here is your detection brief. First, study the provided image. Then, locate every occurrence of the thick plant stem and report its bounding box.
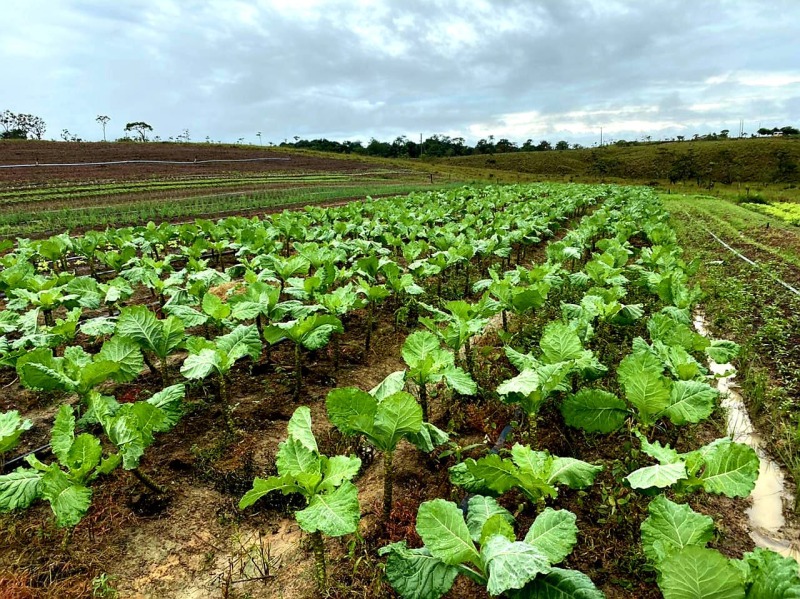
[365,301,374,354]
[218,376,236,435]
[382,450,394,522]
[502,310,508,333]
[310,531,327,592]
[465,337,474,376]
[463,262,470,297]
[333,333,340,371]
[43,309,55,328]
[132,467,168,495]
[293,343,302,401]
[160,360,170,387]
[61,527,73,552]
[419,382,428,422]
[142,352,159,377]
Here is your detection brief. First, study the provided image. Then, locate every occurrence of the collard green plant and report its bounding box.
[326,379,448,522]
[0,410,32,469]
[0,405,120,528]
[380,496,602,598]
[641,496,800,599]
[264,314,343,400]
[239,406,361,591]
[402,330,477,421]
[180,325,261,432]
[450,443,602,505]
[116,305,185,384]
[625,432,759,498]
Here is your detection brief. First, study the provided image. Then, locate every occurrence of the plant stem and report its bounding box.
[310,530,327,592]
[419,382,428,422]
[333,333,340,371]
[293,343,302,401]
[132,467,168,495]
[382,450,394,522]
[142,352,159,377]
[365,300,374,354]
[219,375,236,435]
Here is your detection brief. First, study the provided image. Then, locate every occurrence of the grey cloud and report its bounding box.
[0,0,798,146]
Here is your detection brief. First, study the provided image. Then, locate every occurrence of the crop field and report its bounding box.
[0,142,454,238]
[0,180,797,599]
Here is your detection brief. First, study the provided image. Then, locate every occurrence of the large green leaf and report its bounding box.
[626,463,688,490]
[407,422,450,453]
[371,391,423,451]
[238,474,304,509]
[326,387,377,436]
[664,380,717,426]
[402,331,443,369]
[0,410,32,454]
[163,304,208,328]
[201,292,231,321]
[0,468,42,511]
[466,454,520,494]
[465,495,515,543]
[65,433,102,480]
[658,546,745,599]
[523,508,578,565]
[217,324,261,362]
[695,438,759,498]
[379,541,459,599]
[560,389,628,434]
[540,322,584,363]
[617,352,671,424]
[146,384,185,428]
[739,547,800,598]
[481,535,552,596]
[547,458,602,489]
[640,496,715,564]
[40,466,93,528]
[287,405,317,453]
[370,370,407,401]
[117,305,163,352]
[705,340,740,364]
[317,455,361,494]
[416,499,480,566]
[276,438,321,485]
[51,404,76,464]
[510,568,604,598]
[295,480,360,536]
[180,348,222,379]
[98,336,144,382]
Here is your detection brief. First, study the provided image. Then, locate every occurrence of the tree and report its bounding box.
[555,140,570,151]
[0,110,46,140]
[96,115,110,141]
[124,121,153,142]
[256,131,262,145]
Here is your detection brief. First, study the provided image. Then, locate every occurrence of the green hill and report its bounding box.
[434,137,800,185]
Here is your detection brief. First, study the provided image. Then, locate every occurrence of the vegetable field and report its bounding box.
[0,183,798,598]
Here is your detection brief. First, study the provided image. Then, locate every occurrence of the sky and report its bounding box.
[1,0,798,147]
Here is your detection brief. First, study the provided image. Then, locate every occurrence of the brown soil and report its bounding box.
[0,141,374,185]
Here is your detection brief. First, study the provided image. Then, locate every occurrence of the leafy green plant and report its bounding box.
[450,443,602,504]
[116,305,185,384]
[239,406,361,591]
[641,496,800,598]
[0,410,32,470]
[264,314,343,400]
[401,330,477,421]
[180,325,261,433]
[380,496,602,598]
[0,405,120,528]
[625,432,759,498]
[326,380,448,521]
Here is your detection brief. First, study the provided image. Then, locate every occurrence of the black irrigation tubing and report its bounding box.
[703,226,800,298]
[0,157,291,169]
[458,407,523,514]
[2,443,51,472]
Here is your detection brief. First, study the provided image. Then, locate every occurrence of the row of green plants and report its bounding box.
[0,183,796,597]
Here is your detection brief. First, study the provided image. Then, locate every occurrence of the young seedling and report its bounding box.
[239,406,361,592]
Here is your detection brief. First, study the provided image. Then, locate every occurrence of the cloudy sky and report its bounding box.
[1,0,798,146]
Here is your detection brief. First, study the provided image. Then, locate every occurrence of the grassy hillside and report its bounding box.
[434,137,800,185]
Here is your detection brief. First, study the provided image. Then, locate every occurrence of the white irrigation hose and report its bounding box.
[0,157,291,169]
[704,227,800,297]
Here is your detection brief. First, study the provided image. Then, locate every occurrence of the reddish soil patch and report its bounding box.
[0,141,374,185]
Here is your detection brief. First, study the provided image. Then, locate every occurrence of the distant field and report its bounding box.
[0,141,463,238]
[434,137,800,184]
